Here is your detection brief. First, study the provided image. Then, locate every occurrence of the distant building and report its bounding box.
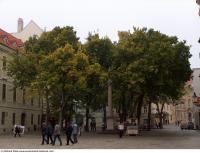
[174,68,200,129]
[0,28,42,134]
[12,18,43,42]
[140,103,175,128]
[175,81,194,124]
[191,68,200,129]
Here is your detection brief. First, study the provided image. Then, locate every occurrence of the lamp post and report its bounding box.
[106,68,114,130]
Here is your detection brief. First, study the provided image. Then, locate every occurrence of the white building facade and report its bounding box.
[0,28,42,134]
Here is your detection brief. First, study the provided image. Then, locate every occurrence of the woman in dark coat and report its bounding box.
[65,123,74,145]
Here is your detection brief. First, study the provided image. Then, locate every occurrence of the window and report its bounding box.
[1,112,5,125]
[31,97,33,106]
[2,84,6,100]
[23,89,26,104]
[3,37,8,44]
[38,115,40,125]
[31,114,34,125]
[12,113,16,125]
[144,106,147,113]
[2,56,6,70]
[143,119,148,124]
[13,87,16,103]
[12,42,16,47]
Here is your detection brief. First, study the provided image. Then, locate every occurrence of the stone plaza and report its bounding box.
[0,125,200,149]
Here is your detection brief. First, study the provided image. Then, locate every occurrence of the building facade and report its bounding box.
[12,18,43,42]
[174,69,200,129]
[0,28,42,134]
[175,81,194,124]
[140,103,176,128]
[191,68,200,129]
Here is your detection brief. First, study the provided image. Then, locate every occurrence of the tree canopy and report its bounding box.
[8,26,192,129]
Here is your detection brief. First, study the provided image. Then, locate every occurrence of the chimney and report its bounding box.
[17,18,23,33]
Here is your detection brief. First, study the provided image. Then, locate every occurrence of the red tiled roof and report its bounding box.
[0,28,24,50]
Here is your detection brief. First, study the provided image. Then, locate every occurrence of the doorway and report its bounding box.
[21,113,26,126]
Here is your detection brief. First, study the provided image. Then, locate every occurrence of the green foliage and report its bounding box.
[7,53,38,88]
[25,26,79,54]
[112,28,192,121]
[85,33,113,70]
[8,26,192,125]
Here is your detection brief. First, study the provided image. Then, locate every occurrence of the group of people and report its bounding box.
[41,121,80,146]
[13,125,25,137]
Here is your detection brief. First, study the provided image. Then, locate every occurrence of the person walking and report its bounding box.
[66,123,74,145]
[72,122,79,143]
[41,122,47,145]
[118,122,124,138]
[52,122,62,146]
[93,120,96,132]
[14,125,21,137]
[90,121,93,131]
[46,122,53,144]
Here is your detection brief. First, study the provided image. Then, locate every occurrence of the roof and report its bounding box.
[0,28,24,50]
[12,20,43,42]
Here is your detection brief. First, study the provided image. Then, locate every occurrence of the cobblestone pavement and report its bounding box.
[1,125,200,149]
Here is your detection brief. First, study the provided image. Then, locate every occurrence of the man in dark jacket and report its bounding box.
[66,123,74,145]
[46,122,53,144]
[14,125,21,137]
[41,122,47,145]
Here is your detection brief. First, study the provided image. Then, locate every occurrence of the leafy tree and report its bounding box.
[25,26,80,55]
[7,53,38,88]
[85,33,113,70]
[35,44,89,126]
[115,28,192,128]
[84,33,113,127]
[39,26,80,54]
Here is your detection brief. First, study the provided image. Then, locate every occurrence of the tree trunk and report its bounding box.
[159,103,165,129]
[137,94,144,129]
[45,91,50,125]
[122,92,126,122]
[147,101,151,130]
[85,107,90,132]
[59,88,64,128]
[40,95,44,126]
[130,101,138,119]
[159,113,163,129]
[103,103,107,128]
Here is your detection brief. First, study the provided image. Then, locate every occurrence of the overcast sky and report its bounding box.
[0,0,200,68]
